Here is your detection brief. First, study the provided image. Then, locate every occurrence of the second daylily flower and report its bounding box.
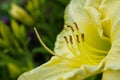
[18,0,120,80]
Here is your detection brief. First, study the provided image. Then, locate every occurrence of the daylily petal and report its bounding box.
[99,0,120,70]
[18,56,75,80]
[102,70,120,80]
[99,0,120,40]
[18,56,104,80]
[104,31,120,70]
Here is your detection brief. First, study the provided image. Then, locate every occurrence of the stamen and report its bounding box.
[69,35,73,44]
[34,27,84,62]
[76,35,80,43]
[69,35,81,56]
[67,24,81,55]
[73,23,82,41]
[64,36,69,43]
[74,22,79,30]
[67,25,74,32]
[81,33,85,41]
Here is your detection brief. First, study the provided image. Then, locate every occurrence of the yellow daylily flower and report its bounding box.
[18,0,120,80]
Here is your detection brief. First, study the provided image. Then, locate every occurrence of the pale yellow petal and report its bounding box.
[99,0,120,40]
[18,56,104,80]
[104,31,120,70]
[100,0,120,70]
[18,56,75,80]
[102,70,120,80]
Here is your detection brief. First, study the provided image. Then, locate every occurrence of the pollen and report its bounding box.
[76,35,80,43]
[67,25,74,32]
[64,36,69,43]
[81,33,84,41]
[74,22,79,30]
[69,35,73,44]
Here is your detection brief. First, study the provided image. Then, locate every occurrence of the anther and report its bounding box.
[64,36,69,43]
[81,33,84,41]
[74,22,79,30]
[76,35,80,43]
[67,25,74,32]
[69,35,73,44]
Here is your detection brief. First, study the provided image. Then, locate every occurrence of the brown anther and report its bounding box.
[81,33,84,41]
[67,25,74,32]
[76,35,80,43]
[69,35,73,44]
[64,36,69,43]
[74,22,79,30]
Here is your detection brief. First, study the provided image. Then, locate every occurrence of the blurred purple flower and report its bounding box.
[2,17,10,25]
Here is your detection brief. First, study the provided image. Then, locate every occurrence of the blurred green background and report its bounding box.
[0,0,70,80]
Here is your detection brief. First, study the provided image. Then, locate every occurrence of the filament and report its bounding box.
[34,28,57,55]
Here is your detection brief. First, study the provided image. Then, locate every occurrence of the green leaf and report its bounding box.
[7,63,20,78]
[11,19,26,42]
[0,22,11,39]
[26,1,34,15]
[32,0,39,10]
[0,21,13,46]
[0,38,9,48]
[11,19,20,39]
[0,21,22,53]
[19,24,26,40]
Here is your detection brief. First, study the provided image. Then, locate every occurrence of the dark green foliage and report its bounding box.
[0,0,70,80]
[85,73,102,80]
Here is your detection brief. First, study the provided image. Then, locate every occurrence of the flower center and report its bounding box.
[34,21,111,68]
[63,23,111,67]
